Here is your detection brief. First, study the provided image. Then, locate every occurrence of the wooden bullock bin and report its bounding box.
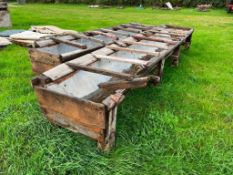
[29,27,137,74]
[32,24,193,151]
[29,34,105,74]
[29,24,168,74]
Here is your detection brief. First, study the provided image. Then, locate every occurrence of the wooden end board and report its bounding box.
[35,87,106,130]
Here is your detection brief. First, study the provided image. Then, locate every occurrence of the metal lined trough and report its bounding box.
[32,23,194,151]
[29,24,155,74]
[29,34,105,73]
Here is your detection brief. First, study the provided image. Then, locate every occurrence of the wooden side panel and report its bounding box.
[32,61,56,74]
[42,108,104,141]
[29,48,61,65]
[35,87,106,129]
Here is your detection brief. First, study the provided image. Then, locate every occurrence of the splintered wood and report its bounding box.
[32,23,194,151]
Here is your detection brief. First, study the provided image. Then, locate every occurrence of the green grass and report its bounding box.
[0,3,233,175]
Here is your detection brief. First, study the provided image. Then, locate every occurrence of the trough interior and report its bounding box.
[92,33,128,44]
[91,29,135,44]
[37,38,102,55]
[117,30,137,35]
[45,39,168,102]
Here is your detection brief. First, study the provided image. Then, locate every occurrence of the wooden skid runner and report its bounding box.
[32,23,194,151]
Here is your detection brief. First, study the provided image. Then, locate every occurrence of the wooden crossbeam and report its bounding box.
[107,45,160,57]
[60,45,103,61]
[122,40,169,50]
[132,34,177,45]
[93,54,149,66]
[72,33,105,45]
[112,40,127,47]
[52,37,87,49]
[100,29,130,37]
[87,31,118,40]
[121,24,152,30]
[66,63,134,80]
[147,29,186,37]
[98,75,160,90]
[113,26,142,33]
[98,77,149,90]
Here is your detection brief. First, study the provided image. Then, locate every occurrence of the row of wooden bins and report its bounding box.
[30,23,194,151]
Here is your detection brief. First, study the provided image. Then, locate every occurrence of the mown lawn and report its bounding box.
[0,4,233,175]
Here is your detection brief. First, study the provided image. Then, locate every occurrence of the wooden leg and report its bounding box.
[151,59,165,85]
[157,59,165,78]
[98,106,118,152]
[171,46,180,66]
[184,34,192,49]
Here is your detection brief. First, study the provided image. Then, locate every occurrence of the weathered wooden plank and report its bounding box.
[86,31,118,40]
[107,45,160,56]
[98,106,118,151]
[93,54,149,66]
[60,45,103,62]
[92,47,115,55]
[43,54,98,81]
[42,47,114,81]
[72,33,105,45]
[31,61,57,75]
[100,28,130,37]
[121,24,152,30]
[52,37,87,49]
[132,34,177,45]
[98,77,149,90]
[29,48,61,64]
[122,40,169,50]
[146,45,180,73]
[102,92,125,110]
[98,75,160,91]
[35,39,55,48]
[35,87,106,129]
[147,29,185,37]
[113,26,142,33]
[42,64,73,81]
[11,39,35,47]
[35,35,76,48]
[66,62,134,80]
[42,108,104,141]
